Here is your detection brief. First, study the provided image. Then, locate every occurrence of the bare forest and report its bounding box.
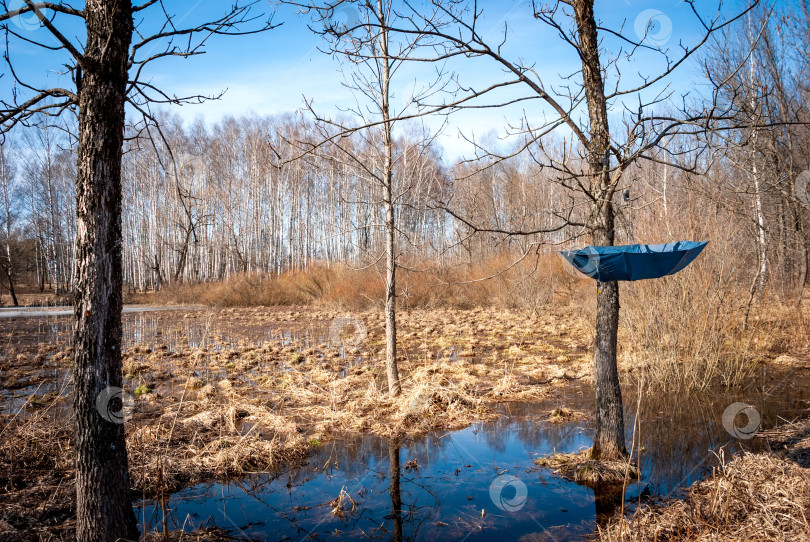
[1,0,809,541]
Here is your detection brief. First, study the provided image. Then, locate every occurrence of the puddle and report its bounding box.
[136,376,810,540]
[137,401,598,541]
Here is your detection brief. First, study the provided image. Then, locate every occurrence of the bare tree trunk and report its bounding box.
[380,0,401,396]
[37,242,45,292]
[384,190,400,395]
[3,244,17,306]
[748,16,768,298]
[795,202,808,306]
[0,148,18,306]
[73,1,138,540]
[591,216,625,461]
[575,0,626,461]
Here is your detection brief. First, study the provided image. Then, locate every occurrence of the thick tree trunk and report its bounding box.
[574,0,627,461]
[73,1,138,541]
[591,216,626,461]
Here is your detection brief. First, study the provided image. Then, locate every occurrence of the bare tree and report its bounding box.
[384,0,760,460]
[0,140,19,305]
[284,0,450,396]
[0,1,274,539]
[700,1,810,308]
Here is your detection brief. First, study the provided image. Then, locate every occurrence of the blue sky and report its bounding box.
[3,0,754,161]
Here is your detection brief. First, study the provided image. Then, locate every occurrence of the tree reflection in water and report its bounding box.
[388,441,402,541]
[136,374,810,540]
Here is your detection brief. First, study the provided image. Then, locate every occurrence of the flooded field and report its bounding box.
[1,305,808,540]
[133,378,809,540]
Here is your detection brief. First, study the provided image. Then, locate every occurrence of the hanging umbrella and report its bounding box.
[560,240,708,282]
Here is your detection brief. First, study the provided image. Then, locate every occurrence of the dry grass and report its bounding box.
[760,417,810,468]
[600,418,810,542]
[140,527,236,541]
[545,406,589,424]
[151,246,810,397]
[1,263,808,539]
[152,253,586,312]
[0,406,75,541]
[617,218,810,392]
[127,401,310,494]
[0,304,592,538]
[535,449,640,487]
[599,453,810,541]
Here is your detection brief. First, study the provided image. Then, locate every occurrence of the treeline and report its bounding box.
[1,110,808,304]
[1,106,807,305]
[0,2,808,306]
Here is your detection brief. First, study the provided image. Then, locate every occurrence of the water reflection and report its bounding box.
[135,375,810,540]
[135,399,600,540]
[389,441,403,541]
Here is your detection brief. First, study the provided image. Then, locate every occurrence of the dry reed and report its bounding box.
[599,452,810,541]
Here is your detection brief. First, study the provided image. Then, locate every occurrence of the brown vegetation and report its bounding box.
[599,418,810,541]
[156,244,808,394]
[535,450,640,487]
[1,289,807,539]
[1,254,807,540]
[152,253,578,311]
[0,303,592,538]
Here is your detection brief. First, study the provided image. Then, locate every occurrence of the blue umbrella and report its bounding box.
[560,240,708,282]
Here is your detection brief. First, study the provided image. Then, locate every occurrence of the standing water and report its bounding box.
[136,375,810,541]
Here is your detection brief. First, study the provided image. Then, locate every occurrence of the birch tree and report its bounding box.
[0,141,19,305]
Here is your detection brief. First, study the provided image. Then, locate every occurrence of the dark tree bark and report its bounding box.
[2,267,17,306]
[72,1,138,540]
[592,483,623,527]
[388,441,403,542]
[0,146,18,307]
[574,0,626,461]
